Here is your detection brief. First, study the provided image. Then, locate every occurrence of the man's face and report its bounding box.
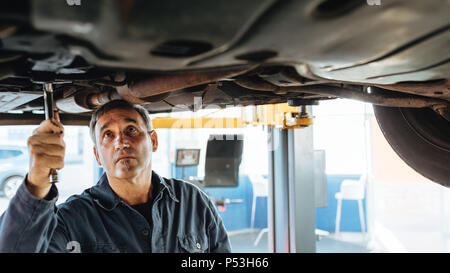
[93,108,158,180]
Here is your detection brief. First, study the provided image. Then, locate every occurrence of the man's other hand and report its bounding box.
[27,113,65,199]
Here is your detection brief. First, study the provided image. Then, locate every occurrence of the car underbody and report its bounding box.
[0,0,449,184]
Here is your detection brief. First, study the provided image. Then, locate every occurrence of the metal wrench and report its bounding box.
[43,83,59,183]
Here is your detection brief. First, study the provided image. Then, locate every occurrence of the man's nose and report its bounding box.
[114,133,130,149]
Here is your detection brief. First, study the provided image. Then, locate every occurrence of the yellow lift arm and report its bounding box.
[152,103,313,129]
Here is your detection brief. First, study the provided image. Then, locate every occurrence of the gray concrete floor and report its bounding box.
[228,229,270,253]
[228,229,371,253]
[317,232,371,253]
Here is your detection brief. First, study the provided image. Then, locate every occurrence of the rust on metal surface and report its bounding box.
[116,65,256,100]
[375,79,450,100]
[233,76,448,108]
[285,85,448,108]
[234,77,280,92]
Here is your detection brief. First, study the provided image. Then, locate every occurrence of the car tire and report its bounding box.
[373,105,450,187]
[1,175,23,199]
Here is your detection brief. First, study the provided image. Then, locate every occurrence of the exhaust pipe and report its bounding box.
[56,88,122,113]
[116,65,256,100]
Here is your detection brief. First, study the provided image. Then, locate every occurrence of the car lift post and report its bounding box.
[268,105,316,253]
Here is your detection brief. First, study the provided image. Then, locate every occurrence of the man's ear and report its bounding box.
[150,130,158,152]
[93,145,102,166]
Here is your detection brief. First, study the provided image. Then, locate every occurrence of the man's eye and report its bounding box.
[127,126,138,134]
[104,131,112,138]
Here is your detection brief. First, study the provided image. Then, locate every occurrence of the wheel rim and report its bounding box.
[4,176,22,199]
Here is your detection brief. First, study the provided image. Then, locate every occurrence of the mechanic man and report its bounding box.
[0,99,231,253]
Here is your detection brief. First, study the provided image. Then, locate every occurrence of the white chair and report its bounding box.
[249,175,269,246]
[335,174,367,235]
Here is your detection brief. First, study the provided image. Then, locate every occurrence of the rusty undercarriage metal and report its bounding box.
[285,85,448,108]
[375,79,450,100]
[56,65,257,112]
[234,76,287,94]
[55,71,449,115]
[234,76,449,109]
[116,65,256,101]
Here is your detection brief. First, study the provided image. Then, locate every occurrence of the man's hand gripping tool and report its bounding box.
[43,83,59,183]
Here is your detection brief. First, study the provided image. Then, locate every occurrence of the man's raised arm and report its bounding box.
[0,116,68,252]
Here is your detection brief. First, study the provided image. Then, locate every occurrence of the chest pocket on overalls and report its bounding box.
[177,234,208,253]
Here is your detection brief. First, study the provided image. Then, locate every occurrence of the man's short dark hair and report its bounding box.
[89,100,153,144]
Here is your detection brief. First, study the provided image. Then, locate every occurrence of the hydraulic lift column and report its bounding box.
[268,105,316,253]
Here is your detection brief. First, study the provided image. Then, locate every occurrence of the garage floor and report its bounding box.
[228,229,371,253]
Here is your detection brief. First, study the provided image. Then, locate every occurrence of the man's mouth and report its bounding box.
[115,155,136,163]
